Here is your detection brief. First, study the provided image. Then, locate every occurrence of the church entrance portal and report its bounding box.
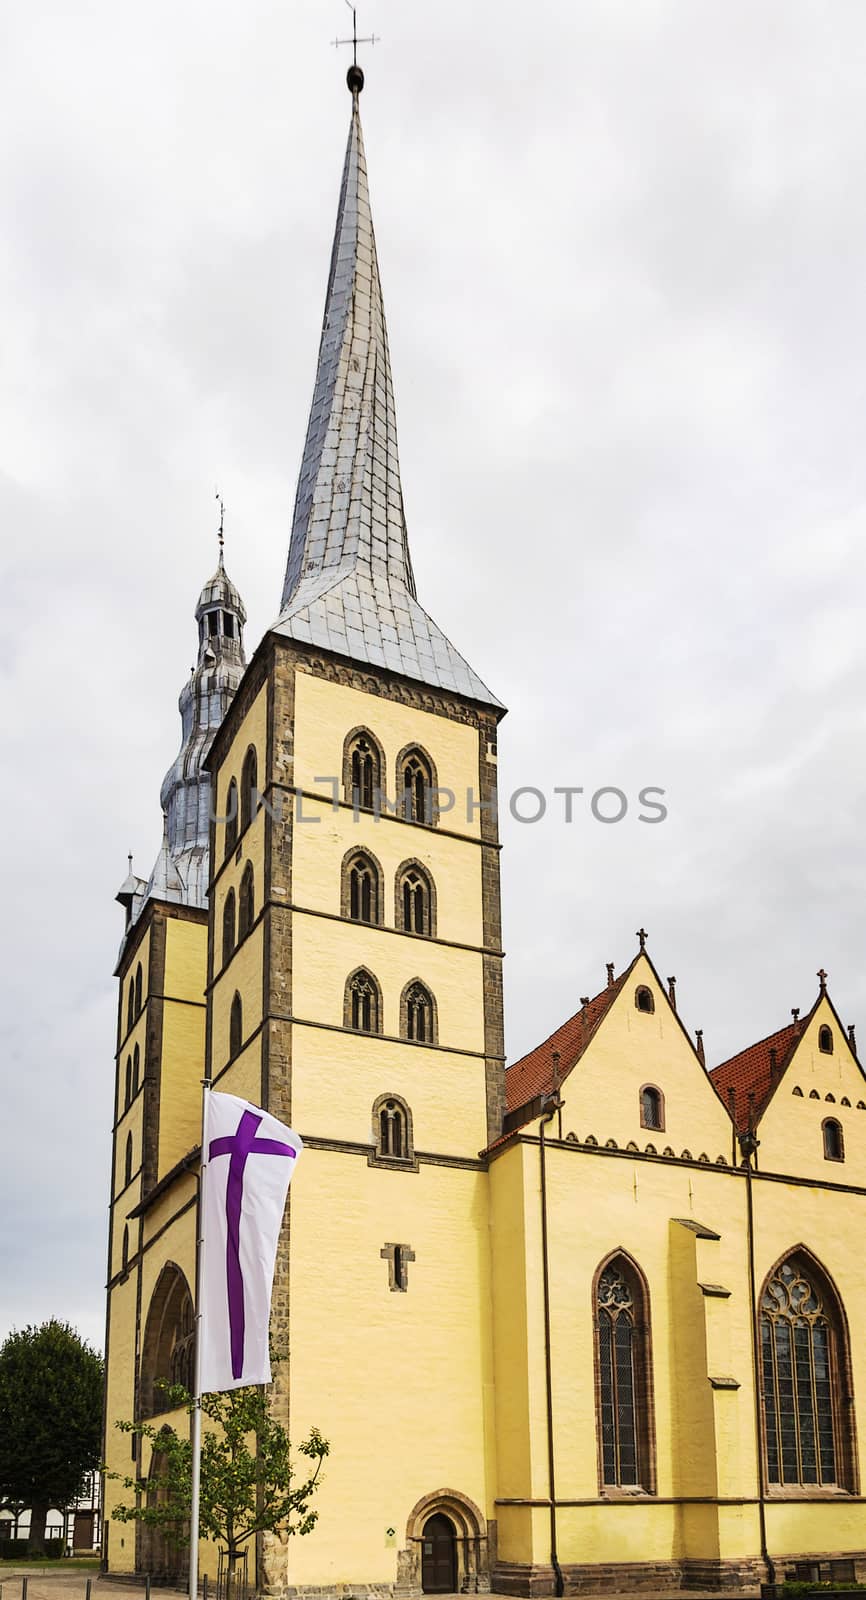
[421,1513,457,1593]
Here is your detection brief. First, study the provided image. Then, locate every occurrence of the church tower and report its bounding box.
[103,541,247,1574]
[203,66,506,1593]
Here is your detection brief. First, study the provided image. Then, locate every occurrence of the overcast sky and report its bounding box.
[3,0,866,1352]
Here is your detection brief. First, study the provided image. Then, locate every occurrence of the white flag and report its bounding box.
[199,1091,302,1394]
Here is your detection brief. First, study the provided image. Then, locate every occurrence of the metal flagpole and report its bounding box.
[189,1080,210,1600]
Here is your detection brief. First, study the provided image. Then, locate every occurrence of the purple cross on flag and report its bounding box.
[199,1091,302,1393]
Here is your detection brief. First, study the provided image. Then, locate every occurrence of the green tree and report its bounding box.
[107,1383,327,1584]
[0,1320,104,1555]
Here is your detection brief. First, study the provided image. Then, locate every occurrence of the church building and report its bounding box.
[102,65,866,1595]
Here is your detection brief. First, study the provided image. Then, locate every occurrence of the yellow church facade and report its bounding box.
[102,67,866,1595]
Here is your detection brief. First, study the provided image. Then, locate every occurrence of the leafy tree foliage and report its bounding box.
[0,1320,104,1554]
[107,1383,327,1578]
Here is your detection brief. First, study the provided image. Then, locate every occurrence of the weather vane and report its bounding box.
[215,489,225,558]
[333,0,379,68]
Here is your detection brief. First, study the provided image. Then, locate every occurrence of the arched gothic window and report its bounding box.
[640,1086,664,1132]
[635,986,654,1014]
[225,778,239,855]
[241,747,258,833]
[345,969,381,1034]
[398,746,436,825]
[140,1263,196,1416]
[126,979,135,1035]
[230,993,243,1059]
[238,864,255,940]
[376,1098,411,1160]
[133,1043,140,1097]
[222,889,236,965]
[125,1057,133,1109]
[595,1255,655,1491]
[344,729,383,812]
[124,1132,133,1188]
[401,980,437,1045]
[823,1118,844,1162]
[121,1226,129,1272]
[343,851,381,925]
[819,1025,834,1054]
[134,963,143,1015]
[396,861,436,937]
[760,1254,855,1487]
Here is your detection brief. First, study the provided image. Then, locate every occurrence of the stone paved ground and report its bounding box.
[0,1581,763,1600]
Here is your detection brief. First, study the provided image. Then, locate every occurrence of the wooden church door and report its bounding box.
[421,1513,457,1593]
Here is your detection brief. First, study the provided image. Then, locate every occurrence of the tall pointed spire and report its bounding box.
[275,72,501,710]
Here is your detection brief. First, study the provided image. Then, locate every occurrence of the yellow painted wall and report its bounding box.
[758,1001,866,1183]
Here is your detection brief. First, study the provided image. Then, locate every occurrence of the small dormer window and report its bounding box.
[819,1025,833,1055]
[223,611,235,638]
[207,610,219,637]
[635,986,655,1014]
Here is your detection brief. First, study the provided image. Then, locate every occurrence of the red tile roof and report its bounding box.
[504,969,630,1122]
[709,1011,813,1133]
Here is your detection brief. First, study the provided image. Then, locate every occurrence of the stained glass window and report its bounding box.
[761,1260,837,1486]
[597,1263,644,1487]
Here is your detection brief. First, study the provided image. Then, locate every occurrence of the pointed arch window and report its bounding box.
[133,1043,140,1096]
[345,969,381,1035]
[819,1025,834,1055]
[125,1056,133,1110]
[229,993,243,1060]
[238,864,255,941]
[343,851,381,925]
[121,1226,129,1272]
[140,1263,196,1417]
[344,729,384,812]
[823,1118,844,1162]
[760,1254,855,1488]
[126,979,135,1036]
[398,745,437,825]
[401,980,438,1045]
[225,778,239,855]
[241,747,258,833]
[134,963,143,1015]
[639,1085,664,1132]
[124,1132,133,1188]
[396,861,436,938]
[595,1256,655,1491]
[222,889,236,965]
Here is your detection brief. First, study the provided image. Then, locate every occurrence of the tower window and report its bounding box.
[133,1043,140,1096]
[238,863,255,940]
[229,993,243,1060]
[225,778,239,855]
[207,610,219,637]
[222,889,236,965]
[344,729,384,812]
[402,980,437,1045]
[124,1132,133,1189]
[345,969,381,1034]
[126,979,135,1036]
[396,861,436,938]
[635,986,654,1014]
[819,1025,834,1055]
[223,612,235,638]
[371,1094,415,1168]
[823,1118,844,1162]
[134,963,143,1015]
[121,1226,129,1272]
[640,1085,664,1132]
[124,1057,132,1110]
[343,850,381,925]
[398,746,437,825]
[241,747,258,833]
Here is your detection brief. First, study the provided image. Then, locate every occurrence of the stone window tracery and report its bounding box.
[760,1258,844,1487]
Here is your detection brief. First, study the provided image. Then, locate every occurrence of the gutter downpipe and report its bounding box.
[741,1101,775,1588]
[539,1091,565,1599]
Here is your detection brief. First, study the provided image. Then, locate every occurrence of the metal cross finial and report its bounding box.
[817,967,828,993]
[333,1,379,69]
[127,851,133,873]
[215,490,225,563]
[637,927,648,951]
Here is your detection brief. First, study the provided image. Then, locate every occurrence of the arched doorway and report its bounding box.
[421,1513,456,1594]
